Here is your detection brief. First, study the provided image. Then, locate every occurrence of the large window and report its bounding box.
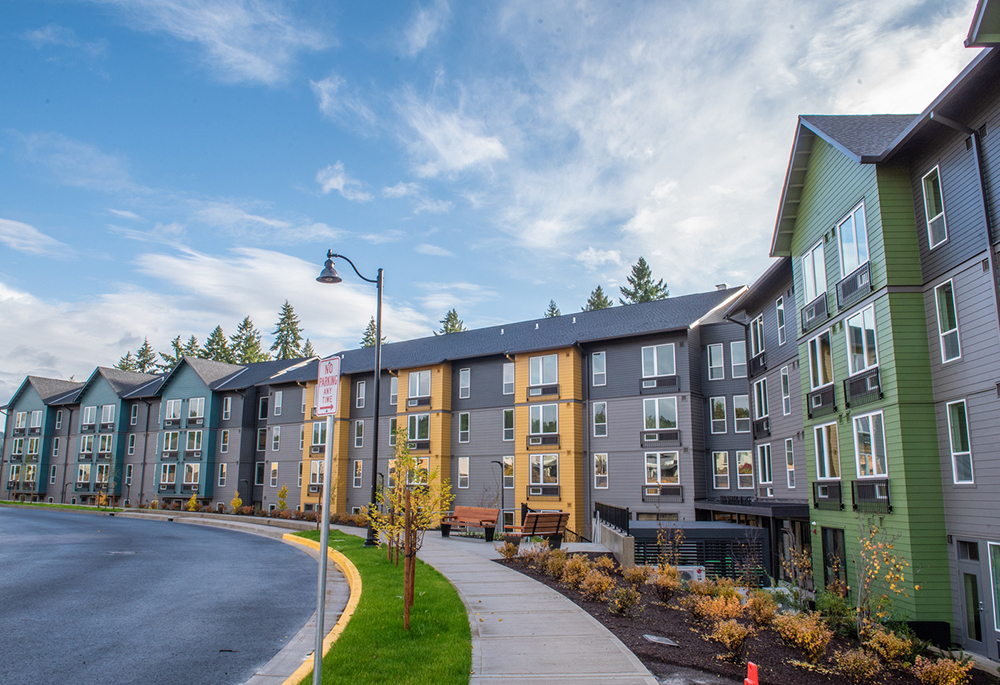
[781,367,791,415]
[310,460,324,485]
[594,453,608,489]
[922,166,948,248]
[312,421,327,446]
[409,370,431,398]
[750,315,765,358]
[948,400,973,484]
[731,341,747,378]
[935,280,961,363]
[188,397,205,419]
[529,454,558,485]
[710,397,726,434]
[854,411,887,477]
[846,306,878,375]
[30,410,42,428]
[12,438,24,456]
[753,379,768,420]
[356,381,366,409]
[458,457,469,488]
[776,297,786,345]
[458,412,470,443]
[593,402,608,437]
[98,434,113,454]
[785,439,795,488]
[161,432,178,453]
[408,413,430,441]
[808,330,834,389]
[14,411,27,429]
[592,351,606,386]
[529,404,558,435]
[713,451,729,489]
[645,451,678,485]
[733,395,750,433]
[82,405,97,426]
[802,239,827,304]
[160,463,175,485]
[164,399,181,421]
[529,354,558,386]
[459,368,471,399]
[502,409,514,441]
[643,397,677,430]
[502,455,514,488]
[27,437,40,456]
[185,463,201,486]
[837,201,869,276]
[708,344,724,380]
[502,362,514,395]
[737,451,754,489]
[187,430,202,452]
[354,420,364,448]
[80,434,94,454]
[641,344,675,377]
[101,404,115,425]
[815,422,841,480]
[757,444,772,485]
[79,464,93,485]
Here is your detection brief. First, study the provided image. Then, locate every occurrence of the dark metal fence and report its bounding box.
[594,501,630,535]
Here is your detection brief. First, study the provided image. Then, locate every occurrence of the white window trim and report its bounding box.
[50,465,58,485]
[802,238,827,304]
[502,408,514,442]
[529,354,559,386]
[220,429,230,453]
[55,410,62,429]
[836,200,869,278]
[641,343,676,378]
[853,410,888,479]
[736,450,754,490]
[389,376,398,406]
[458,456,469,489]
[707,343,724,381]
[592,351,607,387]
[750,315,765,358]
[529,453,559,485]
[643,396,678,431]
[935,279,962,364]
[529,403,559,435]
[757,443,773,485]
[458,412,470,443]
[502,362,515,395]
[712,451,729,490]
[356,381,365,409]
[807,329,835,390]
[780,366,791,416]
[408,370,431,399]
[352,460,363,488]
[709,397,726,434]
[459,368,471,399]
[407,413,430,441]
[502,455,514,489]
[269,463,278,488]
[271,426,281,451]
[733,395,751,433]
[354,420,364,448]
[273,391,282,416]
[222,396,232,421]
[645,451,679,486]
[776,297,786,346]
[594,453,608,489]
[219,463,227,487]
[731,341,747,379]
[785,438,795,489]
[188,397,205,419]
[127,434,136,455]
[845,305,879,376]
[947,399,974,485]
[922,165,948,249]
[593,402,608,437]
[753,378,768,420]
[814,421,841,481]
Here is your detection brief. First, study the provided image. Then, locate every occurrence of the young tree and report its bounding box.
[156,336,184,372]
[270,300,303,359]
[135,338,158,374]
[230,316,270,363]
[583,285,614,311]
[277,484,289,511]
[436,308,466,335]
[115,351,138,371]
[619,256,669,304]
[544,300,561,318]
[360,316,386,348]
[182,335,203,358]
[301,338,317,358]
[204,326,234,363]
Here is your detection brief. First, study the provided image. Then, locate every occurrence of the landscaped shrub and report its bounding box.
[772,612,833,664]
[303,511,317,522]
[607,586,643,617]
[519,541,551,568]
[713,577,740,599]
[495,541,519,560]
[690,595,744,622]
[545,549,569,579]
[835,648,883,683]
[561,554,591,588]
[816,588,856,638]
[708,619,755,663]
[745,589,778,627]
[580,570,616,601]
[864,626,915,669]
[651,566,682,602]
[621,564,651,590]
[594,555,617,574]
[911,656,974,685]
[687,579,718,597]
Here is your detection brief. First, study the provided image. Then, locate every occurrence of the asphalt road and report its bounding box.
[0,508,318,685]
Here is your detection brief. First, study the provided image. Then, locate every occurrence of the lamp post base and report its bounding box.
[363,523,378,547]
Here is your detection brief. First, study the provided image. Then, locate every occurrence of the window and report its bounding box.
[592,352,606,386]
[529,354,558,387]
[529,453,559,485]
[503,362,515,395]
[854,411,887,477]
[12,437,24,455]
[815,422,841,480]
[101,404,115,425]
[222,396,232,420]
[922,166,947,248]
[736,451,754,489]
[218,463,227,487]
[780,367,791,415]
[502,455,514,488]
[846,306,878,375]
[753,379,768,419]
[162,432,178,453]
[408,370,431,398]
[131,404,139,425]
[989,545,1000,631]
[14,411,27,429]
[529,404,558,434]
[301,391,306,414]
[256,428,267,451]
[258,397,269,420]
[459,368,470,399]
[125,464,134,486]
[184,463,201,485]
[459,413,470,443]
[389,418,397,446]
[352,460,362,488]
[644,452,678,485]
[594,453,608,489]
[407,414,430,441]
[731,341,747,378]
[164,400,181,421]
[187,430,202,452]
[356,381,366,408]
[273,391,282,416]
[220,430,230,453]
[270,462,278,487]
[713,451,729,489]
[733,396,751,433]
[298,461,303,487]
[50,437,60,457]
[127,434,136,455]
[98,434,112,454]
[50,465,57,485]
[30,410,43,428]
[935,280,961,363]
[79,463,93,483]
[389,376,398,406]
[255,462,265,485]
[808,330,833,389]
[310,460,324,485]
[82,406,97,426]
[407,458,429,486]
[757,443,773,484]
[948,400,973,484]
[80,435,94,454]
[707,344,724,380]
[502,409,514,441]
[271,426,280,451]
[641,344,675,377]
[785,439,795,488]
[27,437,40,456]
[55,410,62,429]
[354,420,364,448]
[776,297,786,345]
[802,239,827,303]
[458,457,469,488]
[710,397,726,434]
[160,463,175,485]
[23,464,36,484]
[643,397,677,430]
[188,397,204,419]
[312,422,327,446]
[750,315,765,358]
[299,425,305,450]
[837,201,869,276]
[593,402,608,437]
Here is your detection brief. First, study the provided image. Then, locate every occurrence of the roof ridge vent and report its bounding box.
[535,323,539,330]
[500,328,504,335]
[572,316,576,324]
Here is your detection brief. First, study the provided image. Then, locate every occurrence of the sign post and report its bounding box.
[312,356,341,685]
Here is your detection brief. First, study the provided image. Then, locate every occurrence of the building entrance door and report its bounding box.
[957,540,985,655]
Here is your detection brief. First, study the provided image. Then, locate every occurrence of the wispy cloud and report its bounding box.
[92,0,327,85]
[575,247,623,271]
[16,131,139,193]
[316,162,373,202]
[400,93,508,177]
[415,243,454,257]
[0,218,73,258]
[309,73,375,125]
[383,182,420,198]
[403,0,450,56]
[414,197,453,214]
[413,281,499,319]
[108,208,141,220]
[382,181,453,214]
[22,24,108,56]
[359,229,406,244]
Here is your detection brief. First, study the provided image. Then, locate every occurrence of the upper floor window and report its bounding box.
[187,430,203,452]
[459,368,471,399]
[101,404,115,425]
[220,430,230,453]
[27,437,40,456]
[776,298,786,345]
[163,400,181,421]
[733,395,751,433]
[837,202,869,276]
[753,379,768,419]
[161,432,178,453]
[785,439,795,489]
[645,451,678,485]
[356,381,366,409]
[354,420,364,448]
[530,454,559,485]
[713,452,729,489]
[55,410,63,429]
[502,455,514,488]
[529,354,558,386]
[641,344,675,378]
[503,409,514,441]
[948,399,973,484]
[407,413,430,441]
[14,411,27,429]
[188,397,205,419]
[935,280,961,363]
[593,402,607,437]
[529,404,558,435]
[731,341,747,378]
[458,412,470,442]
[737,450,754,489]
[815,422,840,480]
[409,370,431,398]
[922,166,947,249]
[846,306,878,375]
[780,367,791,416]
[271,426,280,451]
[131,404,139,425]
[257,428,267,451]
[82,406,97,426]
[273,391,282,415]
[802,239,827,303]
[750,315,765,358]
[643,397,677,430]
[389,418,397,446]
[258,397,269,420]
[312,421,326,446]
[502,362,515,395]
[808,330,833,389]
[12,438,24,455]
[710,397,726,434]
[30,410,43,428]
[222,396,232,420]
[389,376,398,406]
[757,443,773,485]
[707,344,724,380]
[594,453,608,489]
[853,411,887,478]
[592,351,606,386]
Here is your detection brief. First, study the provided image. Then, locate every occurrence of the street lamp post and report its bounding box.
[317,250,383,547]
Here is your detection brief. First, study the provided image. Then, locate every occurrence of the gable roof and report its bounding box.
[3,375,85,410]
[725,257,792,317]
[76,367,161,400]
[967,0,1000,46]
[218,357,315,391]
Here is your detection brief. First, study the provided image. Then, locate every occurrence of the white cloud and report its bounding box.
[575,247,623,271]
[22,24,108,56]
[400,93,508,177]
[404,0,450,56]
[382,181,453,214]
[415,243,455,257]
[108,208,141,220]
[413,197,453,214]
[0,218,73,258]
[17,131,139,193]
[359,230,406,244]
[309,73,375,125]
[383,182,420,198]
[92,0,327,85]
[315,162,373,202]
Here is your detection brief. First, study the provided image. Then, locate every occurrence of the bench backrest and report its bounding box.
[452,505,499,524]
[523,511,569,534]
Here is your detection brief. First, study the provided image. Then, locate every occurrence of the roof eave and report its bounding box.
[771,120,816,257]
[966,0,1000,47]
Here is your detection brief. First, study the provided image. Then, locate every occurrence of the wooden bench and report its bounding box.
[441,506,500,542]
[503,511,570,549]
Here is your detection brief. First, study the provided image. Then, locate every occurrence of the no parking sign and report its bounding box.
[315,357,341,416]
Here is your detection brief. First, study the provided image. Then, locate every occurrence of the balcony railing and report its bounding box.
[845,368,882,408]
[641,484,684,503]
[837,262,872,310]
[752,417,770,439]
[801,293,829,333]
[749,352,767,376]
[640,429,681,447]
[807,385,836,418]
[852,478,892,514]
[812,481,843,510]
[594,502,630,535]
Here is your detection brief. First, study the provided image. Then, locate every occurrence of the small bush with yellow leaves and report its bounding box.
[651,566,682,602]
[911,656,974,685]
[864,626,915,669]
[708,619,755,662]
[494,541,519,560]
[580,569,616,601]
[835,648,883,684]
[622,564,651,589]
[594,555,617,574]
[772,612,833,664]
[714,577,740,599]
[561,554,592,588]
[608,585,643,617]
[690,594,744,622]
[745,589,778,627]
[687,579,718,597]
[519,540,551,568]
[544,549,569,578]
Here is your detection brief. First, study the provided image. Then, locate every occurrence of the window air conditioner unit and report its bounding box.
[195,418,203,425]
[645,486,660,497]
[528,486,542,496]
[643,433,658,441]
[676,565,706,583]
[408,399,419,407]
[642,380,656,388]
[159,484,167,491]
[818,485,829,497]
[311,446,323,454]
[529,437,542,445]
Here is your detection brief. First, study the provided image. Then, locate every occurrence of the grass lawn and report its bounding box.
[0,500,122,513]
[296,529,471,685]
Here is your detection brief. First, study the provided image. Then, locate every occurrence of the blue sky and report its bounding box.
[0,0,981,404]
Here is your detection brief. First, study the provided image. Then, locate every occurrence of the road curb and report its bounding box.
[280,533,363,685]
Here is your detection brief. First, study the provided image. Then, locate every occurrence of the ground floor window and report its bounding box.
[821,527,847,592]
[990,543,1000,634]
[712,451,729,489]
[636,512,678,521]
[352,460,362,488]
[458,457,469,489]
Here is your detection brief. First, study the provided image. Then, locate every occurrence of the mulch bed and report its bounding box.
[496,555,999,685]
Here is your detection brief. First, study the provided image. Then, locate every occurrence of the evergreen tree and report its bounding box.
[583,285,614,311]
[270,300,304,360]
[182,335,203,358]
[135,338,157,374]
[115,351,138,372]
[544,300,561,318]
[230,316,270,363]
[302,338,317,358]
[204,326,234,363]
[157,336,184,372]
[436,308,467,335]
[360,317,386,347]
[619,256,669,305]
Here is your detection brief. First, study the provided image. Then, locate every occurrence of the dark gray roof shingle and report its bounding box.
[799,114,916,161]
[30,376,85,404]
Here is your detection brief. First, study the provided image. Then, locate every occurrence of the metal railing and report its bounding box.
[594,502,630,535]
[852,478,892,514]
[801,293,829,333]
[837,262,872,310]
[812,481,843,510]
[749,352,767,376]
[807,385,836,418]
[845,368,882,408]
